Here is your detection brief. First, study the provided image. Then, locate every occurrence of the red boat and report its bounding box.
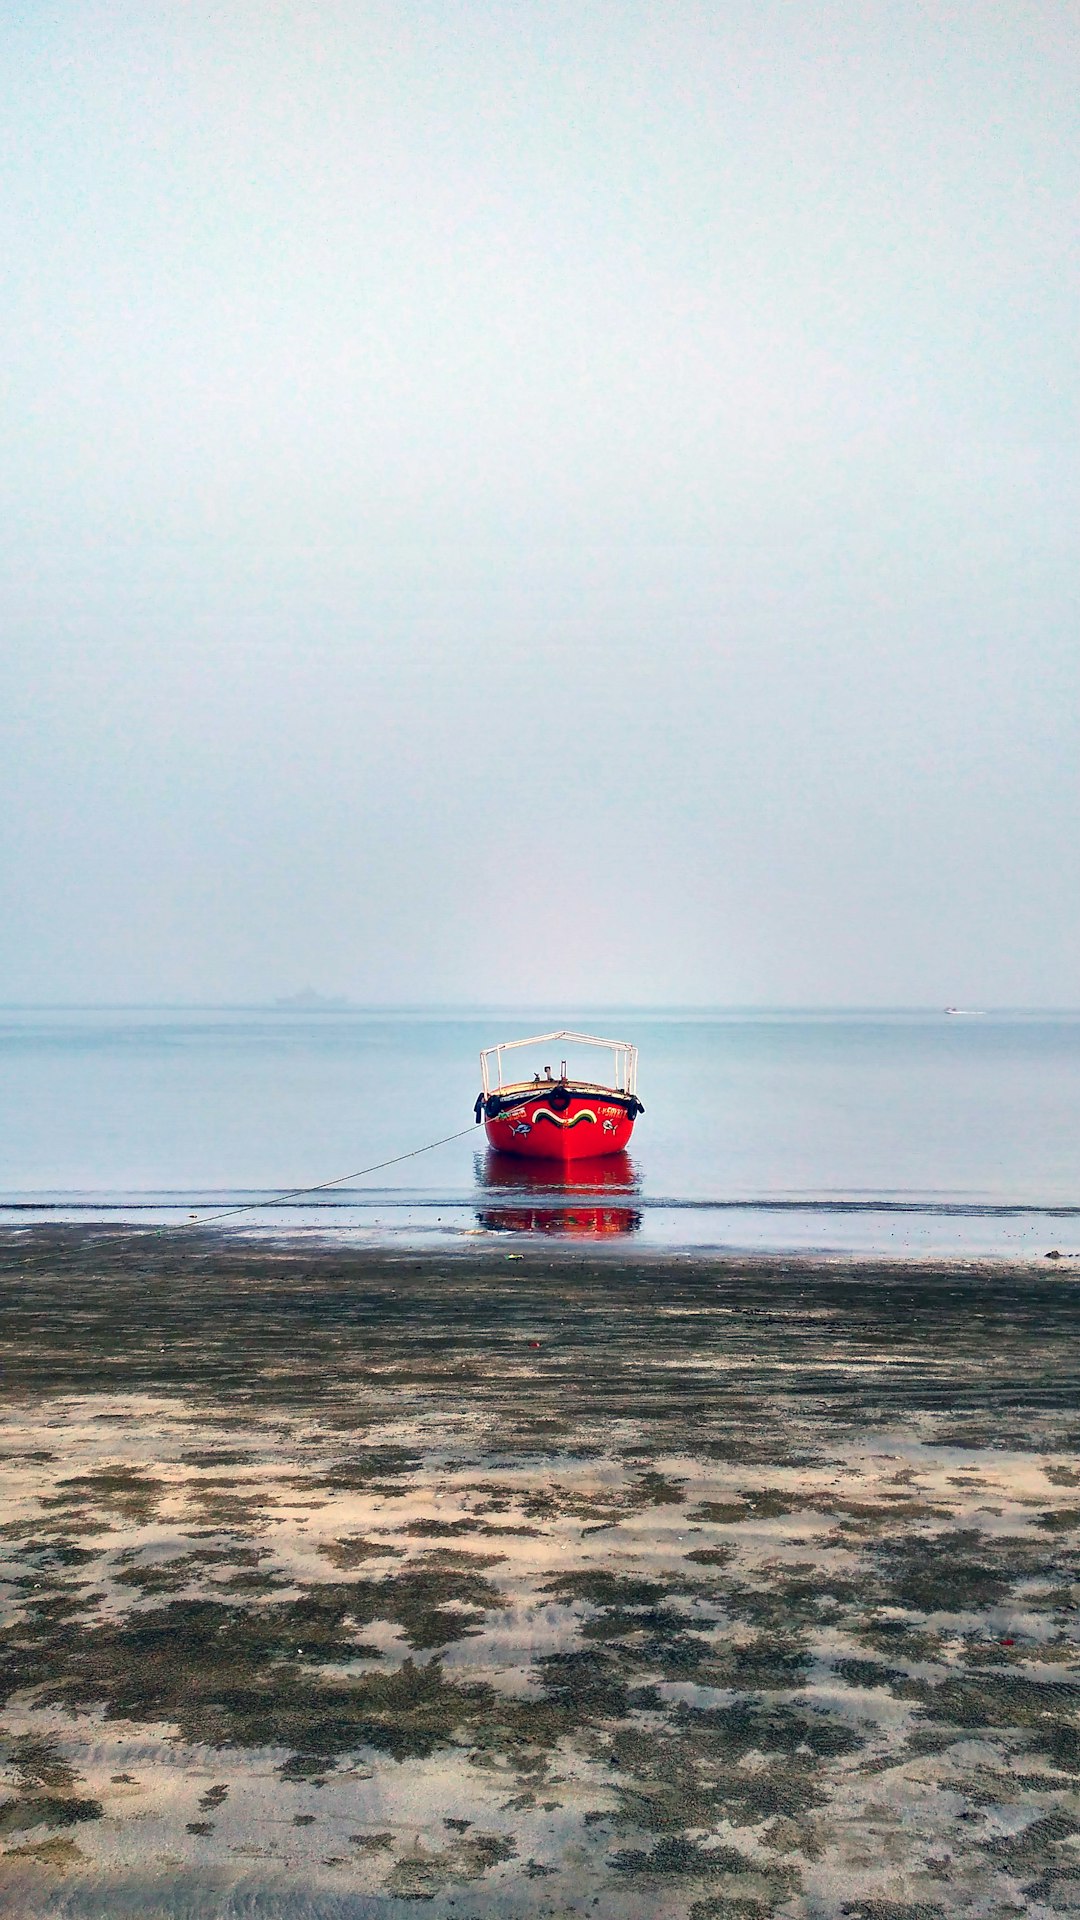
[474,1030,643,1161]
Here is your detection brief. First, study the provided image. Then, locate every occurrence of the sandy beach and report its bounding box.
[0,1229,1078,1917]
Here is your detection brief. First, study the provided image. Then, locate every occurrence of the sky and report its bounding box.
[2,0,1078,1007]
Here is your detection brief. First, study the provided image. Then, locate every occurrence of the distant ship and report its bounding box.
[474,1030,644,1161]
[273,989,350,1010]
[944,1007,986,1016]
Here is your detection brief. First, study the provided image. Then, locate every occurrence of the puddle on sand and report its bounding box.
[0,1231,1079,1916]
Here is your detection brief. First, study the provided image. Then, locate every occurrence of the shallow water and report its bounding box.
[3,1007,1080,1253]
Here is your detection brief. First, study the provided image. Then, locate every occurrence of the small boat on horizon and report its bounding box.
[474,1030,644,1161]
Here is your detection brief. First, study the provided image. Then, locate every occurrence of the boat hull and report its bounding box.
[483,1093,636,1159]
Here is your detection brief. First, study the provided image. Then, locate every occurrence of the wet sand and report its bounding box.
[0,1229,1079,1918]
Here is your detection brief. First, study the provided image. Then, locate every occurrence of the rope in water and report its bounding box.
[180,1125,478,1228]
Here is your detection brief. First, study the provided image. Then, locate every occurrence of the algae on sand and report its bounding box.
[0,1230,1079,1915]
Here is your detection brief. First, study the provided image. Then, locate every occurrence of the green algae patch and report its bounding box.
[0,1835,84,1871]
[399,1517,522,1539]
[413,1548,508,1569]
[0,1795,102,1836]
[610,1834,800,1912]
[610,1835,751,1874]
[179,1449,257,1468]
[839,1904,945,1920]
[831,1657,918,1695]
[691,1491,797,1523]
[0,1733,79,1794]
[579,1601,702,1644]
[535,1648,632,1720]
[674,1699,864,1763]
[688,1900,783,1920]
[35,1561,496,1668]
[113,1545,276,1595]
[1035,1506,1080,1533]
[700,1636,814,1691]
[312,1447,422,1489]
[540,1571,672,1607]
[853,1619,951,1661]
[980,1808,1080,1867]
[610,1714,842,1832]
[385,1829,516,1897]
[629,1470,688,1506]
[0,1536,97,1569]
[7,1570,510,1767]
[318,1535,405,1568]
[875,1529,1019,1611]
[909,1669,1080,1769]
[44,1466,165,1525]
[91,1631,489,1768]
[725,1573,864,1630]
[0,1733,103,1850]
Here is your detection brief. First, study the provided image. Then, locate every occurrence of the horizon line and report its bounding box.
[2,1001,1078,1015]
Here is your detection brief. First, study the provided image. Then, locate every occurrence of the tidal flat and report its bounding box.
[0,1232,1079,1917]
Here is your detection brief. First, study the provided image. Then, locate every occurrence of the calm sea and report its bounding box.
[3,1008,1080,1254]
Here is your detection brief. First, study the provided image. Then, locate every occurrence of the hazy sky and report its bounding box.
[2,2,1078,1005]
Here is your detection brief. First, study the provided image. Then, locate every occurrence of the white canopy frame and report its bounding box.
[479,1030,638,1098]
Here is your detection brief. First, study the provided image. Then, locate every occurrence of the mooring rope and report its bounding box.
[180,1125,478,1229]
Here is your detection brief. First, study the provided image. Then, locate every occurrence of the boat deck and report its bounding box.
[495,1078,626,1100]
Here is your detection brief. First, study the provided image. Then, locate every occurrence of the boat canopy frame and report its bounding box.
[480,1030,638,1098]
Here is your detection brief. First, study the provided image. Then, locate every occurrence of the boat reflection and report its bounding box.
[474,1150,642,1236]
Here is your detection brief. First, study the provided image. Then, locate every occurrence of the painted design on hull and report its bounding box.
[484,1096,636,1160]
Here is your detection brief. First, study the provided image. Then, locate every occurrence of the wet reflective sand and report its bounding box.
[0,1230,1078,1917]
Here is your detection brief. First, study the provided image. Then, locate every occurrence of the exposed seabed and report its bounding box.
[0,1230,1078,1917]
